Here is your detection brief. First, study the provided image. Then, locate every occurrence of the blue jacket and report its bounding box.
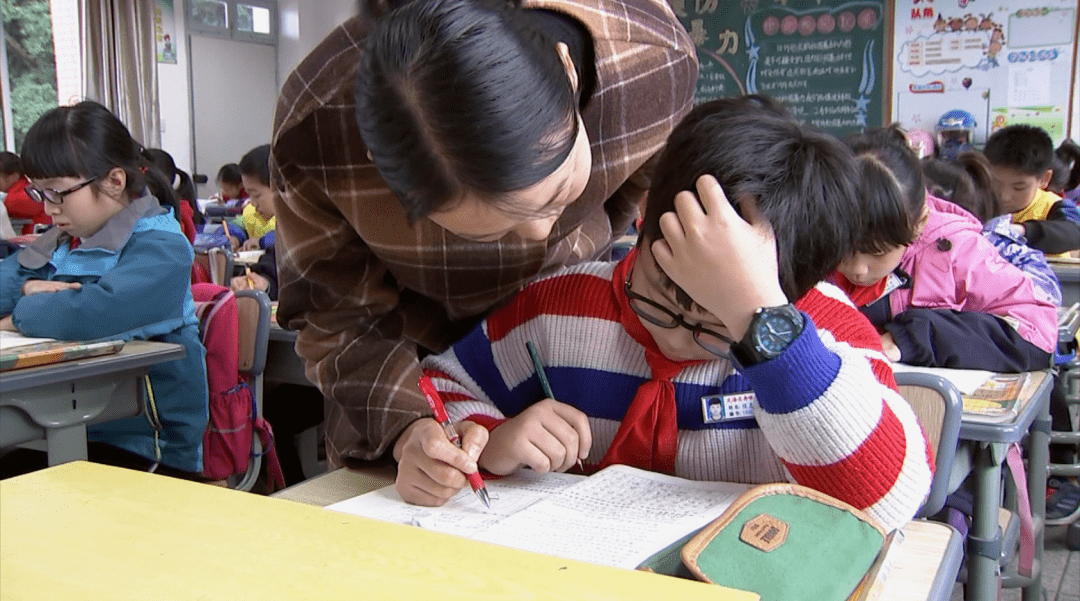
[0,193,208,473]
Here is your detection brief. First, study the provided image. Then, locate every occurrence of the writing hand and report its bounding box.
[394,417,488,506]
[230,272,268,292]
[228,236,241,252]
[21,280,82,296]
[650,175,787,341]
[481,398,591,475]
[240,237,262,251]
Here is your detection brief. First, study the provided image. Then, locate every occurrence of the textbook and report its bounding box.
[960,372,1033,423]
[327,465,750,571]
[0,334,125,372]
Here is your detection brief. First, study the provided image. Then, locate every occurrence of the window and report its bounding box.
[187,0,276,44]
[0,0,79,152]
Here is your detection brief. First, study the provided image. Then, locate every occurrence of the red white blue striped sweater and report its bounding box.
[421,258,933,530]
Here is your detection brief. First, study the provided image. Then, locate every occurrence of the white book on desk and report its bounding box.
[0,331,59,349]
[327,464,750,570]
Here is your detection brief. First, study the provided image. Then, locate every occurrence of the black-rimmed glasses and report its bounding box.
[26,175,102,205]
[624,269,734,359]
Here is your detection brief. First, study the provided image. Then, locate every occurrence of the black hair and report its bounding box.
[921,151,1000,222]
[0,151,22,174]
[142,147,203,225]
[19,101,181,222]
[216,163,243,185]
[844,124,926,253]
[239,145,271,186]
[1054,138,1080,192]
[1048,153,1069,195]
[983,124,1054,175]
[354,0,579,222]
[639,95,861,302]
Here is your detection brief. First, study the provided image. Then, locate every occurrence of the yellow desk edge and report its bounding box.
[1,462,757,601]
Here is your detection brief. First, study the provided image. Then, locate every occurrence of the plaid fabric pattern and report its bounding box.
[270,0,698,464]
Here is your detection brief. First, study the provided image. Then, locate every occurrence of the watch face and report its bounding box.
[753,307,802,357]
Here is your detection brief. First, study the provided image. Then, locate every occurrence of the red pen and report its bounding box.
[418,375,491,509]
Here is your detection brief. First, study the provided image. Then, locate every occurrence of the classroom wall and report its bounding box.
[156,0,357,176]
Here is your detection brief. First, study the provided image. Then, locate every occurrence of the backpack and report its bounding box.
[191,283,284,489]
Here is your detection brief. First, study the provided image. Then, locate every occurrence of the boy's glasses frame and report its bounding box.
[27,175,102,205]
[624,269,734,359]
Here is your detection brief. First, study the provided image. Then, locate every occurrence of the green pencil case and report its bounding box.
[681,483,887,601]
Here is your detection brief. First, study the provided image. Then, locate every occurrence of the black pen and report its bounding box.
[525,340,585,471]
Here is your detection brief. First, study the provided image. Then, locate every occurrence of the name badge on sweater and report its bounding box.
[701,392,756,424]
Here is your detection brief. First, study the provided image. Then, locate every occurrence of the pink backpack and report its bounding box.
[191,283,284,489]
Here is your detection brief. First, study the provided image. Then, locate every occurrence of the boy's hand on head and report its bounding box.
[651,175,788,341]
[21,280,82,296]
[393,417,488,507]
[880,332,902,362]
[480,398,591,476]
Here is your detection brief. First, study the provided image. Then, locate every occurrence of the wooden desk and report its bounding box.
[0,340,185,465]
[0,462,756,601]
[272,467,963,601]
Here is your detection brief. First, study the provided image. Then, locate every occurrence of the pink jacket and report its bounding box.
[889,195,1058,353]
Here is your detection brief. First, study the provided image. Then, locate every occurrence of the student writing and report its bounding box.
[414,97,932,531]
[984,125,1080,256]
[0,101,209,477]
[226,145,275,252]
[833,125,1058,372]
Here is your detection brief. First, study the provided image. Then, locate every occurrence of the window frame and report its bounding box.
[185,0,277,45]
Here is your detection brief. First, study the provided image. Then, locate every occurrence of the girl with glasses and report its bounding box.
[0,101,209,479]
[407,97,933,531]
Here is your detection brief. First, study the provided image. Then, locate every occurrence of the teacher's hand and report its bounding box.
[393,417,488,507]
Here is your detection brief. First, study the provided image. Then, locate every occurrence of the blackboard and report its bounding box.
[672,0,891,138]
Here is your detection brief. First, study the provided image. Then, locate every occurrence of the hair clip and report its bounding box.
[138,165,148,173]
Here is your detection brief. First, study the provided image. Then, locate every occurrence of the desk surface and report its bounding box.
[958,370,1053,443]
[0,340,185,392]
[1,462,755,601]
[273,467,962,601]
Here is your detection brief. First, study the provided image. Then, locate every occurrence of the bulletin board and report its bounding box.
[891,0,1078,147]
[672,0,891,138]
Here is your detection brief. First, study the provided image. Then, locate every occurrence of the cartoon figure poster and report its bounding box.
[156,0,177,65]
[892,0,1077,147]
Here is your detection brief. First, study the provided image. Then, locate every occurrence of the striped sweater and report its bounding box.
[421,259,933,530]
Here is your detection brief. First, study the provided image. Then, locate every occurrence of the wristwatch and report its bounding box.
[731,304,806,367]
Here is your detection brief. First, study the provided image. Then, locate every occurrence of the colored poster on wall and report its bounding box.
[891,0,1077,147]
[672,0,888,138]
[156,0,177,64]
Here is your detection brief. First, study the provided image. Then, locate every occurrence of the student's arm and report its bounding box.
[884,309,1052,371]
[739,295,933,532]
[249,246,279,300]
[0,253,39,315]
[9,231,194,340]
[258,230,275,249]
[1021,201,1080,254]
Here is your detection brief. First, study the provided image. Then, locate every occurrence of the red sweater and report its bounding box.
[4,176,49,234]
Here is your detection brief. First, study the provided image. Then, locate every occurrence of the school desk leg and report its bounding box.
[966,441,1003,601]
[46,424,89,466]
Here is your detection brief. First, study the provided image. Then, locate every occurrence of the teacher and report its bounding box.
[271,0,697,504]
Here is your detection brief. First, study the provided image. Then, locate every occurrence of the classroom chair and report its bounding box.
[894,371,964,517]
[231,289,273,492]
[193,247,233,287]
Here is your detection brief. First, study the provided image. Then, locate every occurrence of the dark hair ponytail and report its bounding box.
[355,0,579,222]
[20,101,182,223]
[142,147,203,224]
[1055,139,1080,192]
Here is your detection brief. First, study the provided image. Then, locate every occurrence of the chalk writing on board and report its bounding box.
[677,0,886,137]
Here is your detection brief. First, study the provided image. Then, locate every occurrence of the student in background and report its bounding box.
[833,125,1057,372]
[0,151,49,234]
[921,151,1062,306]
[214,163,248,207]
[1053,138,1080,202]
[226,145,275,252]
[142,147,200,243]
[984,125,1080,256]
[413,96,932,531]
[0,101,208,478]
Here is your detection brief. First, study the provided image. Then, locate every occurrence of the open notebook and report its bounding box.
[0,332,125,372]
[327,464,750,571]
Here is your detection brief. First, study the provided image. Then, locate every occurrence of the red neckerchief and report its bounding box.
[598,249,704,475]
[831,270,888,308]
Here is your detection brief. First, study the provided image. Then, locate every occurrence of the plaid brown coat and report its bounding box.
[271,0,698,465]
